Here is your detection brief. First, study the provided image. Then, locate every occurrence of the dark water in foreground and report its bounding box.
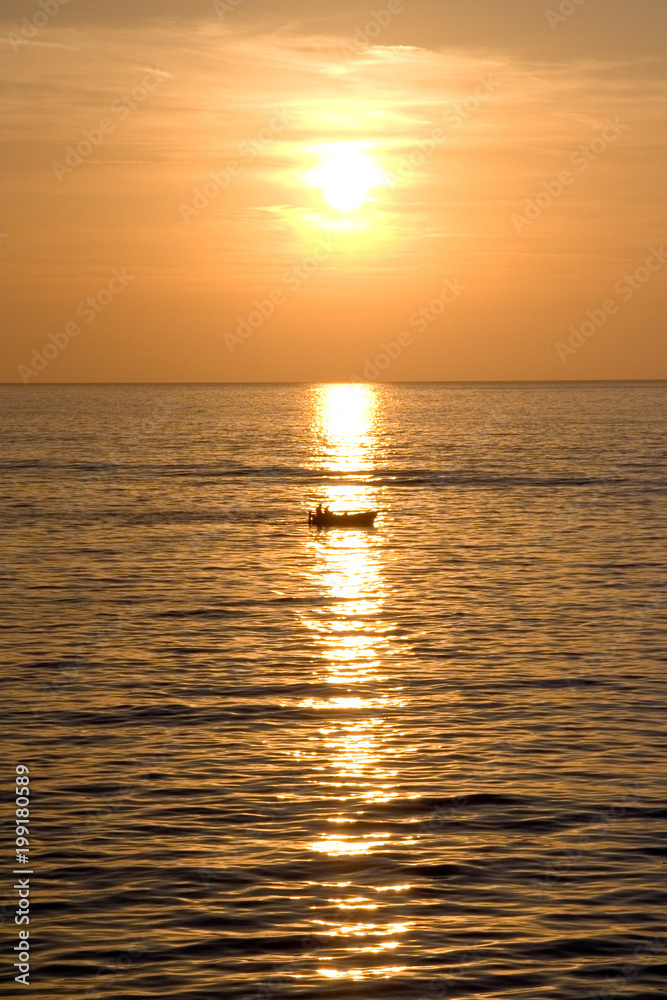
[2,382,666,999]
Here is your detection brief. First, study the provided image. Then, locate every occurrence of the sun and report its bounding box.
[310,151,386,212]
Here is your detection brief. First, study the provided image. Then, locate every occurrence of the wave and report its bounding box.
[3,457,664,487]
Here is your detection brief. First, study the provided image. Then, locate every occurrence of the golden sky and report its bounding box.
[1,0,665,381]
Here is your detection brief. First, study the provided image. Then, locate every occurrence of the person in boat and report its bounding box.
[324,505,330,515]
[316,503,323,517]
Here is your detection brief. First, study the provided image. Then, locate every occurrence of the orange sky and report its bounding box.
[1,0,665,382]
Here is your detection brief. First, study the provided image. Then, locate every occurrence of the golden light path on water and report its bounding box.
[297,385,418,982]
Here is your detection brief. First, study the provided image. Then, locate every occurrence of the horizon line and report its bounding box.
[2,379,666,387]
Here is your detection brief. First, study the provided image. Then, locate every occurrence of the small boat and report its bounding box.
[308,509,377,528]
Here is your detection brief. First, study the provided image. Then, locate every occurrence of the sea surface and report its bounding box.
[2,382,666,1000]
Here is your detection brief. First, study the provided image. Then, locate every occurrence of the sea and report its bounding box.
[2,382,666,1000]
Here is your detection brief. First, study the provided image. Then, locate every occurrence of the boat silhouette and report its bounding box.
[307,508,377,528]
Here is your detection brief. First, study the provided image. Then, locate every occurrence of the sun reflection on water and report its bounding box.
[297,384,415,980]
[311,382,383,500]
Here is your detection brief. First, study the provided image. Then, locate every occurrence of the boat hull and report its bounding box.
[308,510,377,528]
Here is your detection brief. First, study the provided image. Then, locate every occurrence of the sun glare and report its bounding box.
[311,151,386,212]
